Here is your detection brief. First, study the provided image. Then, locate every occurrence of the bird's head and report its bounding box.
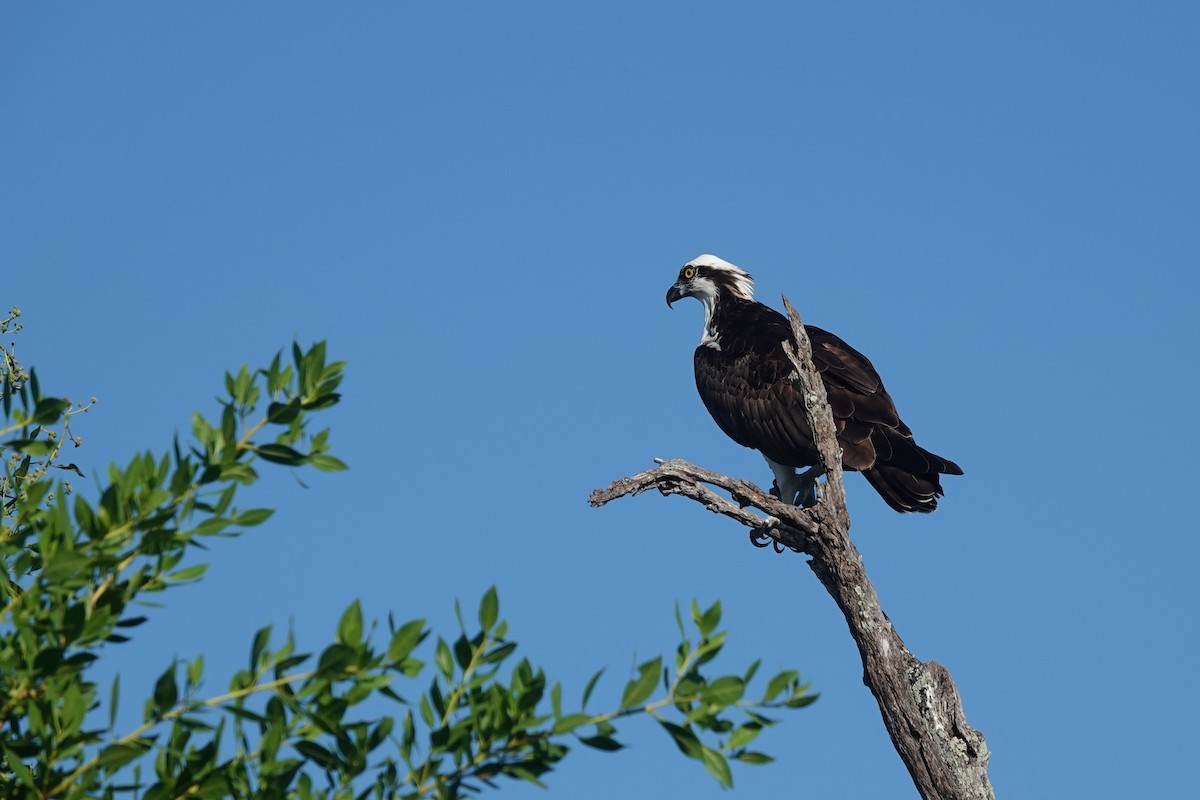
[665,254,756,309]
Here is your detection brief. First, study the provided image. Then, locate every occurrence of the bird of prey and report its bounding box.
[665,254,962,513]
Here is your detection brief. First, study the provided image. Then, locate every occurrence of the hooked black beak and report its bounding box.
[666,283,686,308]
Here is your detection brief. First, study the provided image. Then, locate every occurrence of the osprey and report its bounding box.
[666,254,962,513]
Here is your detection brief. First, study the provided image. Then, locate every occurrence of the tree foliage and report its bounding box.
[0,307,815,798]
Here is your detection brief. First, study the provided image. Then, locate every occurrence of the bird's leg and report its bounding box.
[793,465,826,509]
[764,456,826,508]
[763,457,800,506]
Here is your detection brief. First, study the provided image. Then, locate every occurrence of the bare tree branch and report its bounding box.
[589,295,993,800]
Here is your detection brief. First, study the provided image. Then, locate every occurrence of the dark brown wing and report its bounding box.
[809,324,963,511]
[694,311,821,470]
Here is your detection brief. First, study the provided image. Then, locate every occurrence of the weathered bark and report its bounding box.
[589,295,993,800]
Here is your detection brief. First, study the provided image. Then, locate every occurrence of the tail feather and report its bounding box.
[862,464,942,513]
[861,443,962,514]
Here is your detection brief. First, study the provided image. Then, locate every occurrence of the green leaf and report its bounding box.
[674,640,691,671]
[504,765,548,788]
[74,495,97,537]
[192,411,216,449]
[701,675,744,707]
[168,564,209,583]
[5,751,34,787]
[435,638,454,679]
[785,692,819,709]
[192,517,231,536]
[396,657,424,678]
[30,396,70,426]
[480,641,517,664]
[218,462,257,484]
[301,393,340,410]
[43,550,90,581]
[387,619,427,663]
[582,667,605,709]
[736,751,775,765]
[418,695,434,727]
[401,710,416,758]
[95,742,149,773]
[153,663,178,715]
[236,508,274,527]
[368,716,394,751]
[621,656,662,709]
[452,634,473,670]
[309,454,348,472]
[295,741,340,770]
[675,674,704,699]
[187,654,205,687]
[578,735,624,751]
[109,675,120,731]
[232,366,254,405]
[552,713,592,734]
[220,403,237,448]
[694,630,727,667]
[267,399,302,425]
[763,669,798,702]
[726,721,762,750]
[275,653,311,675]
[250,626,271,671]
[699,600,721,637]
[317,644,355,677]
[256,443,307,465]
[478,585,499,631]
[260,721,284,762]
[429,724,450,748]
[337,600,363,647]
[659,721,703,759]
[4,437,54,456]
[701,745,733,788]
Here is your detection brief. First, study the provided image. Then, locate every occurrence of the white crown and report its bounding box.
[686,254,755,301]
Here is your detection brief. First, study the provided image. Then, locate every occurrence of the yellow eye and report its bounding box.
[683,267,695,279]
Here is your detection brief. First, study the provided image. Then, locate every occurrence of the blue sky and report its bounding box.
[3,2,1198,797]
